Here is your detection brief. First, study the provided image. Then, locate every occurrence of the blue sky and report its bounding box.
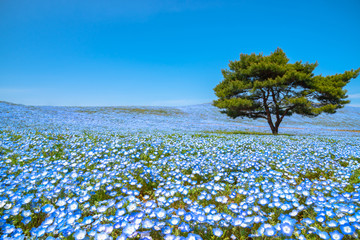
[0,0,359,106]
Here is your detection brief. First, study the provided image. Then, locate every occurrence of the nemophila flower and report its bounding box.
[280,223,294,237]
[186,233,202,240]
[352,222,360,229]
[327,220,338,228]
[116,234,127,240]
[264,226,276,237]
[46,225,56,234]
[302,190,310,196]
[280,214,296,225]
[280,203,292,211]
[213,228,223,237]
[142,219,154,229]
[2,224,15,234]
[164,234,176,240]
[162,226,172,234]
[316,215,326,223]
[259,198,269,205]
[177,209,186,216]
[154,208,166,220]
[97,205,107,213]
[325,209,335,218]
[74,229,87,240]
[123,224,137,236]
[43,217,54,225]
[56,199,67,207]
[215,196,228,203]
[22,194,34,204]
[178,222,191,232]
[21,217,31,225]
[318,231,330,240]
[95,232,109,240]
[340,224,355,235]
[338,217,348,225]
[232,218,242,226]
[36,228,46,238]
[42,204,54,214]
[184,213,193,222]
[21,210,32,217]
[289,209,299,217]
[302,218,315,225]
[116,208,126,216]
[213,214,222,222]
[347,215,356,223]
[10,205,21,215]
[196,214,206,223]
[330,230,343,240]
[88,230,97,237]
[127,203,137,212]
[67,216,77,225]
[168,217,181,226]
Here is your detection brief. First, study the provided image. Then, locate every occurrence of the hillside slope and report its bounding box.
[1,101,359,135]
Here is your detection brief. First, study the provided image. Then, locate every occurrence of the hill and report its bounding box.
[1,101,359,135]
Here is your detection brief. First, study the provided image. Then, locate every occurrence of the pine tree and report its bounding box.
[213,48,360,135]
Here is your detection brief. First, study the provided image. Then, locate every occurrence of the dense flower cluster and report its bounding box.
[0,102,360,239]
[1,127,360,239]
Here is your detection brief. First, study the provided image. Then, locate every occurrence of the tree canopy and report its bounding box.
[213,48,360,134]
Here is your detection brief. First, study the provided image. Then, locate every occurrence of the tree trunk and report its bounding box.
[272,126,279,135]
[266,118,277,135]
[266,118,279,135]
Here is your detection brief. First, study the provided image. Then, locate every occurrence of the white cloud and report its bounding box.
[349,104,360,107]
[348,93,360,99]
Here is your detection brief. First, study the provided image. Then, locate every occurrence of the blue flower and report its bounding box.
[42,204,54,214]
[123,224,137,236]
[186,233,202,240]
[127,203,137,212]
[318,231,330,240]
[168,217,181,226]
[94,232,109,240]
[258,198,269,205]
[264,226,276,237]
[280,223,294,237]
[142,219,154,229]
[327,220,338,228]
[316,215,326,223]
[21,217,31,225]
[330,230,343,240]
[184,213,193,222]
[178,222,191,232]
[162,226,172,234]
[340,224,355,235]
[74,229,87,240]
[213,228,223,237]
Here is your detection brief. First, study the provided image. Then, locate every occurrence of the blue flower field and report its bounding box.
[1,102,360,240]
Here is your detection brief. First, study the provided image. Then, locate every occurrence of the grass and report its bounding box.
[75,107,185,116]
[203,130,293,136]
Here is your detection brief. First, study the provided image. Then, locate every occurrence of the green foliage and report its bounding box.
[214,48,360,134]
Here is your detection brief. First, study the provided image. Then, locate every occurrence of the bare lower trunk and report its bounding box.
[267,119,279,135]
[271,127,279,135]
